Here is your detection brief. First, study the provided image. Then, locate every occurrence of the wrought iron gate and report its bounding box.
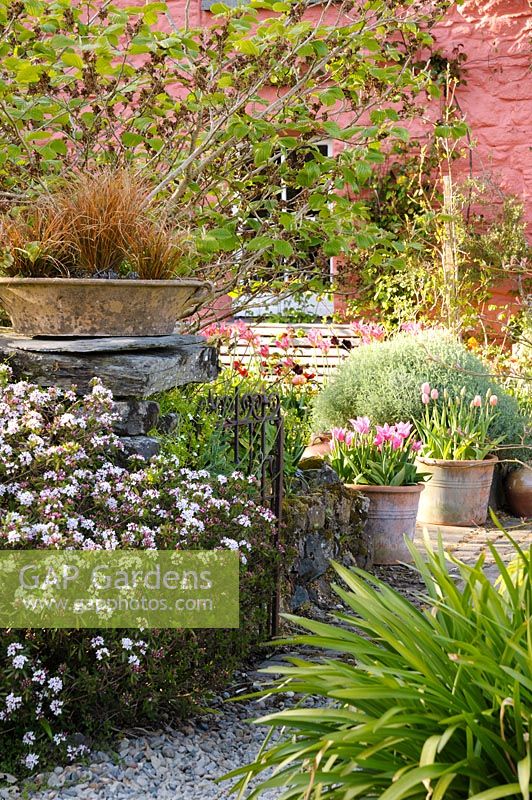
[207,391,284,634]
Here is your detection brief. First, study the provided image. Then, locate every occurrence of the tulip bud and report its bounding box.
[489,395,498,406]
[421,392,430,404]
[472,395,482,407]
[421,382,431,394]
[430,388,439,400]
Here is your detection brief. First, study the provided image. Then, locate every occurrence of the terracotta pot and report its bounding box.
[301,433,332,462]
[0,277,212,337]
[415,455,497,527]
[505,466,532,518]
[344,483,425,565]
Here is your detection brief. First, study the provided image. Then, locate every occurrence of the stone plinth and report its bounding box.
[0,331,219,397]
[0,330,219,459]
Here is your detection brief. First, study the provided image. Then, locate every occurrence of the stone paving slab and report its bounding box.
[415,517,531,583]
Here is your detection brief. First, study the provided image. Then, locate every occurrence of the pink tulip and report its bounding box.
[490,395,498,406]
[395,421,413,438]
[344,430,354,447]
[350,416,371,435]
[430,388,439,400]
[291,374,306,386]
[421,382,431,395]
[471,395,482,408]
[411,440,423,452]
[331,427,346,442]
[390,433,404,450]
[373,431,385,448]
[376,423,394,441]
[421,392,430,405]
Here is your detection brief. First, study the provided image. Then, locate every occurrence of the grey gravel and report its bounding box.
[12,659,326,800]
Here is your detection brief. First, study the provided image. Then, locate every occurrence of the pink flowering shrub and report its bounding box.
[327,416,426,486]
[201,321,336,387]
[0,365,278,774]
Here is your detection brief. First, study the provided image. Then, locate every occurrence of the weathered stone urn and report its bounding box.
[0,277,212,337]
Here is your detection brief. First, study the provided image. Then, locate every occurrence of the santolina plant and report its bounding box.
[0,365,278,774]
[326,416,426,485]
[416,382,504,460]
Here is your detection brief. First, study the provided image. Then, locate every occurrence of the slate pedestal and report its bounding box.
[0,330,219,457]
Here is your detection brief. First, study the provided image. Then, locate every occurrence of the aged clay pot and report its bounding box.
[415,455,497,526]
[301,433,332,465]
[344,483,425,564]
[505,466,532,518]
[0,277,212,337]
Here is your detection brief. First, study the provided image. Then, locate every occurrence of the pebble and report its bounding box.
[9,688,325,800]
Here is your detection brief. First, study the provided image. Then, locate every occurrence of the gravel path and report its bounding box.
[4,660,324,800]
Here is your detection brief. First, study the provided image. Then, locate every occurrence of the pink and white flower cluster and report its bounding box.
[0,366,275,555]
[327,416,426,486]
[0,364,278,771]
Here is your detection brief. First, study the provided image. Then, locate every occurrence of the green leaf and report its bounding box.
[16,63,41,84]
[236,39,260,56]
[253,141,273,166]
[121,131,145,147]
[48,138,67,155]
[320,87,344,106]
[518,753,530,800]
[273,239,293,257]
[61,52,85,70]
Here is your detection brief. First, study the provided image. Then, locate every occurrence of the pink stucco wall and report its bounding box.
[160,0,532,228]
[433,0,532,231]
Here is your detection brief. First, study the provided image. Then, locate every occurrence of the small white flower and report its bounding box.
[5,693,22,713]
[22,731,35,746]
[50,699,63,716]
[121,637,133,651]
[53,733,67,746]
[48,676,63,694]
[32,669,47,684]
[128,654,140,667]
[16,490,34,506]
[7,642,23,657]
[12,654,28,669]
[95,648,110,661]
[23,753,39,770]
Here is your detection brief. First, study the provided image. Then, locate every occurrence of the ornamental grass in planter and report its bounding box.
[415,383,504,526]
[325,417,429,564]
[0,170,211,337]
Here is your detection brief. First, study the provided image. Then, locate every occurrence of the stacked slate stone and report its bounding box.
[0,331,219,458]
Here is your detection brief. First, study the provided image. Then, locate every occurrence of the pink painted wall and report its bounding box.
[159,0,532,228]
[433,0,532,231]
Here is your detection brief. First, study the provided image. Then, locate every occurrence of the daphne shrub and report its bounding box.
[0,366,279,775]
[312,330,528,457]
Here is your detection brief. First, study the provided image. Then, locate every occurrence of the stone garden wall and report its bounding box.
[281,466,370,616]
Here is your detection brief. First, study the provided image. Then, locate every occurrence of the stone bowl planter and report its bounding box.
[0,277,212,337]
[504,465,532,518]
[344,483,425,565]
[415,455,497,526]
